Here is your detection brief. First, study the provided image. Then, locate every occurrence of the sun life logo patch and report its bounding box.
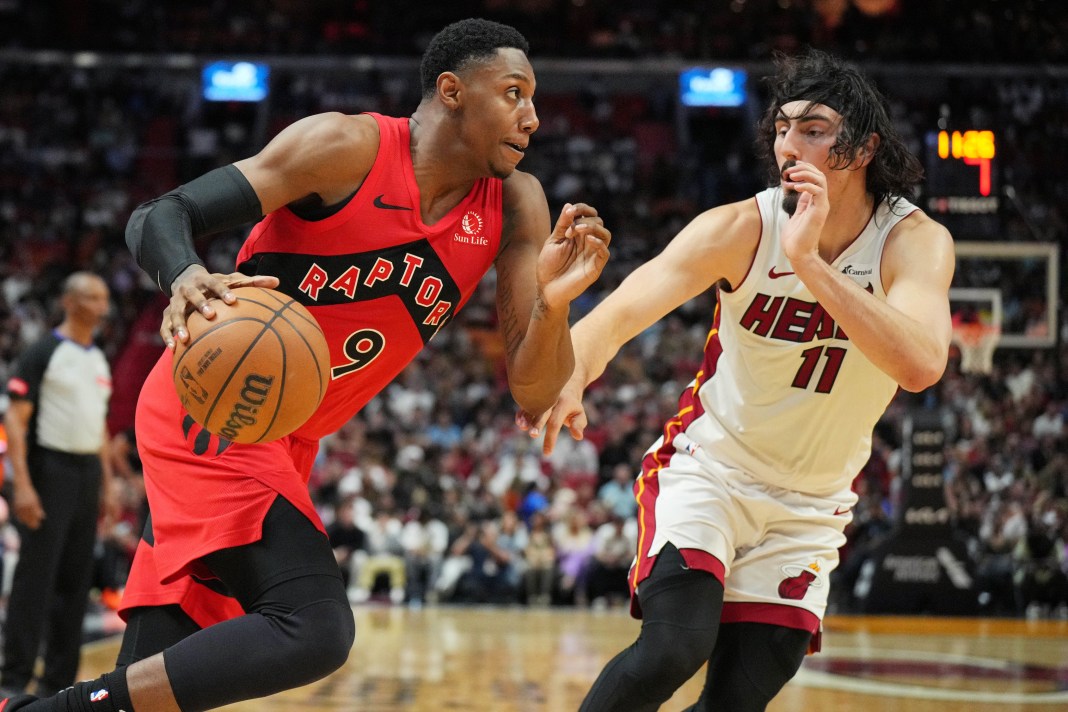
[461,211,483,236]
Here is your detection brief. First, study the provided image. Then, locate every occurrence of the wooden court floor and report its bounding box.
[80,607,1068,711]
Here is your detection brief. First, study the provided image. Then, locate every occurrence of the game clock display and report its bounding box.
[924,129,998,215]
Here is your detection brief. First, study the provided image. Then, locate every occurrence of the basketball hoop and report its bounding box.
[951,321,1000,374]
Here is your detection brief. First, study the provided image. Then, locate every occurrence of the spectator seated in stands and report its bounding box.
[523,511,556,606]
[976,501,1028,615]
[447,517,523,604]
[586,515,635,608]
[401,508,448,606]
[552,506,596,606]
[351,508,406,604]
[1016,518,1068,618]
[326,495,367,597]
[597,463,638,520]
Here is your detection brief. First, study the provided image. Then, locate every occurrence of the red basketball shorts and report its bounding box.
[118,351,322,627]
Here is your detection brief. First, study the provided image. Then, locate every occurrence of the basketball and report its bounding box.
[171,286,331,444]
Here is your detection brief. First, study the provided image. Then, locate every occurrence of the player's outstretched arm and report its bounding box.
[495,173,611,417]
[521,200,760,454]
[126,112,379,347]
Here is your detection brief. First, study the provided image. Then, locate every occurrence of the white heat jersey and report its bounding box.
[658,187,919,497]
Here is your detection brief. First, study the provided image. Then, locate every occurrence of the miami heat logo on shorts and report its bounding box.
[777,559,826,600]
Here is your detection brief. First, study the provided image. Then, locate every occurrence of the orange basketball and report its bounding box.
[172,287,330,444]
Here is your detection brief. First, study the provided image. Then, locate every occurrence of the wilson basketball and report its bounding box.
[172,286,330,444]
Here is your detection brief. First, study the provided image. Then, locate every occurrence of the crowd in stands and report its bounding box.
[0,8,1066,621]
[4,1,1068,64]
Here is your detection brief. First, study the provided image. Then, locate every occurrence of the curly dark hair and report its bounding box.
[756,49,924,208]
[419,18,530,99]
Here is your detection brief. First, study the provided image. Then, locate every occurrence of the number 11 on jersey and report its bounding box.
[792,345,846,394]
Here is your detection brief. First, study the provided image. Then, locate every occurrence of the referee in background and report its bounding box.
[1,272,116,697]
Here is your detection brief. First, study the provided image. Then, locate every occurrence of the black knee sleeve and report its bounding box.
[580,544,724,712]
[165,575,354,712]
[161,497,355,711]
[263,585,355,676]
[700,622,811,712]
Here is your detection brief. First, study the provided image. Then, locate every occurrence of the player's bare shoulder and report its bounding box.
[883,206,955,287]
[673,198,763,290]
[237,113,381,211]
[700,198,761,245]
[886,207,954,256]
[500,170,549,247]
[284,112,379,176]
[501,169,545,210]
[891,206,951,239]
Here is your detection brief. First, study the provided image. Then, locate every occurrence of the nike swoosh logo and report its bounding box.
[768,267,795,279]
[373,194,412,211]
[834,506,851,516]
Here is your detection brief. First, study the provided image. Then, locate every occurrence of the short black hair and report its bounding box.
[420,18,530,99]
[756,49,924,207]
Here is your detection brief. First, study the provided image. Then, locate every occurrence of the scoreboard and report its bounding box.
[924,129,999,217]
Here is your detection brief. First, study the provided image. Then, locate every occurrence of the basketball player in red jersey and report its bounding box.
[1,19,610,712]
[521,50,954,711]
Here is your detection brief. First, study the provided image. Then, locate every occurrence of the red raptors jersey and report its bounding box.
[236,113,503,440]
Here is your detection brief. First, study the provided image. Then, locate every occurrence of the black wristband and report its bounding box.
[125,165,263,292]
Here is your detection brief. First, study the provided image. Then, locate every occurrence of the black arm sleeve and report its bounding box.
[125,164,263,292]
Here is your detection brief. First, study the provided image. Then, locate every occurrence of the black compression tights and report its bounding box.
[681,622,812,712]
[163,573,353,711]
[578,543,812,712]
[118,497,355,712]
[579,544,724,712]
[116,604,201,667]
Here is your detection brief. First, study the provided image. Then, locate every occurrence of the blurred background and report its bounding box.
[0,0,1064,629]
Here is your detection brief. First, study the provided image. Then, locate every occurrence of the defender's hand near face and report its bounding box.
[160,264,280,349]
[780,162,830,264]
[536,203,611,310]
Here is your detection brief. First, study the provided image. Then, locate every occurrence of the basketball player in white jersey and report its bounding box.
[520,49,955,711]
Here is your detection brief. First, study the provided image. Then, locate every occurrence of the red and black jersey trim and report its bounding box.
[239,239,462,345]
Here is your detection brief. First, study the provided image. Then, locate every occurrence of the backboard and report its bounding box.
[951,241,1059,349]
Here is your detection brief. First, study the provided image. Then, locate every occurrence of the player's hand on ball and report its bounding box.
[161,265,280,349]
[171,287,329,443]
